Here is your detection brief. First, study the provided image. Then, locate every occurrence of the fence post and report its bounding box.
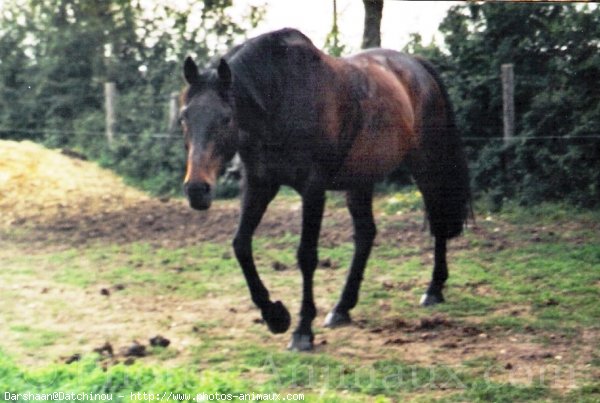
[168,92,180,133]
[501,64,515,144]
[104,82,117,146]
[499,63,515,208]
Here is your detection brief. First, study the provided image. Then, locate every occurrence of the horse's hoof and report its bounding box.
[287,333,314,352]
[419,292,445,307]
[323,310,352,328]
[262,300,291,334]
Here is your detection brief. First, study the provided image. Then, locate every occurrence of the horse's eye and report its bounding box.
[180,116,188,132]
[179,109,189,124]
[221,116,232,126]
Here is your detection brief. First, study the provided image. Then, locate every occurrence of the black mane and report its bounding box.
[226,28,325,133]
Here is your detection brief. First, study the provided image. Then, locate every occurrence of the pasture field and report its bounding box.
[1,186,599,402]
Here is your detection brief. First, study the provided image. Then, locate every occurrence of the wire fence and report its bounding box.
[0,127,177,140]
[1,126,599,142]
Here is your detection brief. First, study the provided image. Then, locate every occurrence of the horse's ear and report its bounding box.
[184,56,201,85]
[217,58,232,99]
[217,58,232,88]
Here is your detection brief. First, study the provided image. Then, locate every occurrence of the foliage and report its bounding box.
[1,2,598,206]
[412,3,600,208]
[323,0,347,57]
[0,0,263,195]
[323,24,347,58]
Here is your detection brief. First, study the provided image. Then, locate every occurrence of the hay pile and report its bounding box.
[0,140,149,226]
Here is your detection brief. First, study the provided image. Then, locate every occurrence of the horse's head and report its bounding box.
[181,56,237,210]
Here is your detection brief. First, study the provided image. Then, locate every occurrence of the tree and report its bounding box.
[435,3,600,207]
[0,3,36,139]
[362,0,383,49]
[0,0,264,195]
[324,0,347,56]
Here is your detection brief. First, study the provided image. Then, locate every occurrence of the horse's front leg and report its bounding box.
[325,186,376,328]
[233,182,290,334]
[288,188,325,351]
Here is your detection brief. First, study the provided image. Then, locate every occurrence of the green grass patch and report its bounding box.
[378,188,424,216]
[458,380,549,402]
[9,326,64,349]
[495,200,600,226]
[0,349,419,402]
[237,347,563,401]
[0,350,252,402]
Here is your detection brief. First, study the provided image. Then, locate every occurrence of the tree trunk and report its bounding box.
[362,0,384,49]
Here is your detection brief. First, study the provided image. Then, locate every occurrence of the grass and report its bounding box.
[1,199,599,401]
[379,189,424,216]
[494,200,600,226]
[9,326,64,349]
[0,350,253,401]
[3,346,595,402]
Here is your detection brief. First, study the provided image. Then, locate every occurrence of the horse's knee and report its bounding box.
[366,222,377,241]
[232,235,250,260]
[356,221,376,244]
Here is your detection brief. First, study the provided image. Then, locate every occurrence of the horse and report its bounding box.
[179,28,470,351]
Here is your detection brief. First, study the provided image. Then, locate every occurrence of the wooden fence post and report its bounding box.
[104,82,117,146]
[168,92,180,133]
[501,64,515,144]
[500,63,515,207]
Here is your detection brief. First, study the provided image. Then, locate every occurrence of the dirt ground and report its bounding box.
[1,140,598,391]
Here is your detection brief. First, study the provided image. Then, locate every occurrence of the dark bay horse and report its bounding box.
[180,28,470,351]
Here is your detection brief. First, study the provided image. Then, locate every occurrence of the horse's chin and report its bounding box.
[188,197,212,211]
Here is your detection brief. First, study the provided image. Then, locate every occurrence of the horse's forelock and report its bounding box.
[181,70,221,105]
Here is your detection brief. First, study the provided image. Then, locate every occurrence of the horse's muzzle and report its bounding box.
[184,182,212,210]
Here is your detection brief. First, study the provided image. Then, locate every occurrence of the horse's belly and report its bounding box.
[329,127,416,188]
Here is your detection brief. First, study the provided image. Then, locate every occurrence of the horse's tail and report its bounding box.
[410,57,472,239]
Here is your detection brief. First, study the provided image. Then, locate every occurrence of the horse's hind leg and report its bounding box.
[324,186,376,328]
[288,188,326,351]
[420,236,448,306]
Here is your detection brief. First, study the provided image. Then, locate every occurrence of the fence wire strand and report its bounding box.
[2,126,600,142]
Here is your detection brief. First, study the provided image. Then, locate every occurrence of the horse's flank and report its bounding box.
[312,49,453,190]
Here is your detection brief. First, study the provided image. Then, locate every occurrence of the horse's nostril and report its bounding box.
[186,182,211,196]
[199,183,211,194]
[184,182,212,211]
